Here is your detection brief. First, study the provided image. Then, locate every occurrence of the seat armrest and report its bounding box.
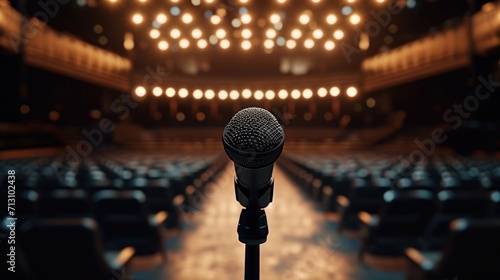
[106,247,135,270]
[358,211,379,227]
[322,186,334,197]
[336,195,350,212]
[404,247,440,272]
[149,211,168,226]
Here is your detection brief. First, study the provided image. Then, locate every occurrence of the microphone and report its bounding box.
[223,107,285,208]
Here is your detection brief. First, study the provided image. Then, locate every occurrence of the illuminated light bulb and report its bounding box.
[193,89,203,99]
[346,86,358,97]
[178,88,189,98]
[165,87,176,97]
[153,87,163,96]
[270,13,281,24]
[291,89,301,99]
[218,90,228,100]
[132,13,143,24]
[304,39,315,49]
[286,39,296,49]
[313,29,324,39]
[230,90,239,100]
[278,89,288,99]
[241,28,252,39]
[197,39,208,49]
[254,90,264,100]
[241,40,252,50]
[333,30,344,40]
[324,40,335,51]
[242,89,252,98]
[156,13,168,24]
[299,14,310,25]
[158,40,169,50]
[170,28,181,39]
[264,39,274,49]
[149,29,160,39]
[330,86,340,97]
[210,15,221,24]
[216,28,226,38]
[302,89,313,99]
[265,90,275,100]
[182,13,193,24]
[349,14,361,25]
[266,29,277,39]
[291,29,302,39]
[179,39,190,48]
[220,39,230,49]
[191,28,202,39]
[205,89,215,99]
[317,87,328,97]
[135,86,146,97]
[241,14,252,24]
[326,14,337,25]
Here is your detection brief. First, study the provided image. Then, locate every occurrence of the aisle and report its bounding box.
[135,165,405,280]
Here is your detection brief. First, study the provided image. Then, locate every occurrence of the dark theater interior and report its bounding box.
[2,0,500,279]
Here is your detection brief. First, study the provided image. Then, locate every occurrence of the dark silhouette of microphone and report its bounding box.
[222,107,285,280]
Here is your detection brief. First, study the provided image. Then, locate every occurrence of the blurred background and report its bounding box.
[1,0,500,279]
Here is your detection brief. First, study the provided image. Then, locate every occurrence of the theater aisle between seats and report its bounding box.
[134,165,405,280]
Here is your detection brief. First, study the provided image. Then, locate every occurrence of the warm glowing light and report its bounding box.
[266,29,277,39]
[49,111,60,121]
[192,29,202,39]
[193,89,203,99]
[264,39,274,49]
[366,97,376,108]
[333,30,344,40]
[205,89,215,99]
[179,39,190,48]
[20,104,30,114]
[220,39,230,49]
[330,86,340,97]
[158,40,169,50]
[132,13,143,24]
[277,0,287,3]
[291,89,301,99]
[241,40,252,50]
[347,0,355,2]
[346,86,358,97]
[210,15,221,25]
[239,0,249,3]
[265,90,275,100]
[324,40,335,50]
[326,14,337,25]
[230,90,239,100]
[176,112,185,121]
[170,28,181,39]
[153,87,163,96]
[178,88,189,98]
[278,89,288,99]
[311,0,321,3]
[302,89,313,99]
[291,29,302,39]
[254,90,264,100]
[313,29,324,39]
[216,28,226,38]
[241,28,252,39]
[242,89,252,99]
[317,87,328,97]
[376,0,385,2]
[197,39,208,49]
[270,13,281,24]
[149,29,160,39]
[349,14,361,25]
[241,14,252,24]
[156,13,167,24]
[166,87,176,97]
[299,14,310,25]
[286,39,296,49]
[182,13,193,24]
[218,90,228,100]
[304,39,315,49]
[135,86,146,97]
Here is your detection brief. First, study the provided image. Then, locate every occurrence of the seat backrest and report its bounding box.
[375,190,435,236]
[437,190,489,216]
[20,218,111,280]
[40,189,92,218]
[436,218,500,279]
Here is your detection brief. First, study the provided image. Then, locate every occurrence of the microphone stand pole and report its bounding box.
[234,178,274,280]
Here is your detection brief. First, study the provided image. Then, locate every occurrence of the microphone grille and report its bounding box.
[223,107,284,168]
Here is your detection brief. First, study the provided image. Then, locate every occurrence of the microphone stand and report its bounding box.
[234,178,274,280]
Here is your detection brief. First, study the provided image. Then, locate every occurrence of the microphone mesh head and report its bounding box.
[223,107,285,168]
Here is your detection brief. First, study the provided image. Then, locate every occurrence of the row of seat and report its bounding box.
[279,152,500,280]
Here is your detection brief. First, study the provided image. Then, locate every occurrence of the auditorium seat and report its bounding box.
[492,191,500,217]
[419,190,490,250]
[93,190,167,257]
[337,178,390,233]
[39,189,92,218]
[358,190,435,257]
[405,218,500,280]
[19,218,135,280]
